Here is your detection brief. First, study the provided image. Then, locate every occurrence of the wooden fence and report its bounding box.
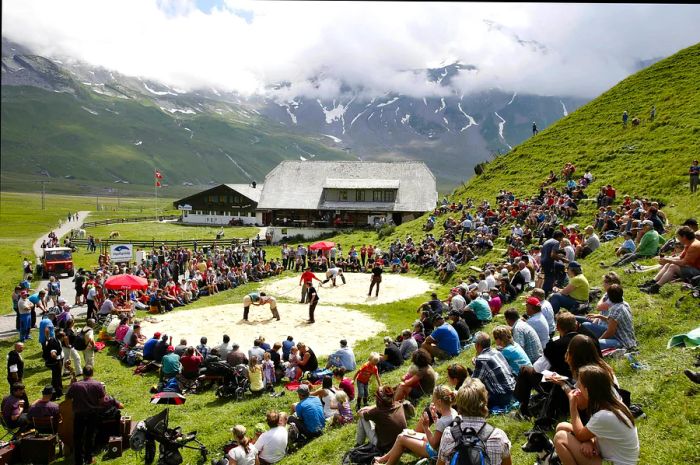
[81,214,180,228]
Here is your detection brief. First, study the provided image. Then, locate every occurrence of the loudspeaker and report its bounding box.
[105,436,123,458]
[20,434,57,463]
[120,416,133,449]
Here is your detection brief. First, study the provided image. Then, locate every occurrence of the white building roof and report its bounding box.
[257,161,437,212]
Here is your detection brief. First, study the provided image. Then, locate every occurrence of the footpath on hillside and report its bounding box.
[0,211,90,339]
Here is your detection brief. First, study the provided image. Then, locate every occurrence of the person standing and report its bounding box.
[17,291,34,342]
[66,366,106,465]
[82,319,97,368]
[622,110,628,126]
[532,121,538,135]
[42,330,64,400]
[307,284,319,324]
[368,262,383,297]
[299,267,321,304]
[541,231,565,295]
[690,160,699,194]
[6,343,25,392]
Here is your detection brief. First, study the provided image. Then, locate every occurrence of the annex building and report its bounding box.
[174,160,437,228]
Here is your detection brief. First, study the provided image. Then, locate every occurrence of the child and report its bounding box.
[331,390,354,426]
[285,346,300,380]
[248,356,264,395]
[352,352,381,410]
[333,367,355,401]
[262,352,276,391]
[616,231,636,256]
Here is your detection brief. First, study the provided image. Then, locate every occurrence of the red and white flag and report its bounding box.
[155,170,163,179]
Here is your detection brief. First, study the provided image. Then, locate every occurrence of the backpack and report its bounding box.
[341,443,381,465]
[73,329,88,351]
[448,417,494,465]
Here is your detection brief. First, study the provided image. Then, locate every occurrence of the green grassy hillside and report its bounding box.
[0,86,352,190]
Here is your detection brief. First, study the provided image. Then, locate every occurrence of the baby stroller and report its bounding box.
[130,408,208,465]
[214,363,250,400]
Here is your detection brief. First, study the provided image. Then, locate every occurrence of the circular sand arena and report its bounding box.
[262,272,434,306]
[139,302,386,357]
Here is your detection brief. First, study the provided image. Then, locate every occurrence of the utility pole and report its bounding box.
[96,191,100,211]
[34,181,50,210]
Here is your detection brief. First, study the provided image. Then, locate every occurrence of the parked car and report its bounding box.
[37,247,74,278]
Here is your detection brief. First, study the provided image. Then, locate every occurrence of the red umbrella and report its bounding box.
[104,274,148,291]
[308,241,335,251]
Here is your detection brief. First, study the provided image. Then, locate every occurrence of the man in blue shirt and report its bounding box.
[325,339,356,371]
[142,332,161,360]
[282,336,295,362]
[290,384,325,440]
[38,314,55,346]
[421,314,460,361]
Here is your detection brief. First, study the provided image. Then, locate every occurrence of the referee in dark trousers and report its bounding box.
[66,365,106,465]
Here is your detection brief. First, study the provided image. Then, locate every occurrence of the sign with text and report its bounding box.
[110,244,133,262]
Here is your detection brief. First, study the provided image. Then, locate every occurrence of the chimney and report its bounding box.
[252,181,257,189]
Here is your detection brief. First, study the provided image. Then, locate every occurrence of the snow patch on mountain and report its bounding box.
[143,82,176,96]
[134,140,143,146]
[317,98,355,124]
[458,103,478,131]
[220,149,254,181]
[81,106,98,115]
[350,109,369,128]
[299,156,307,161]
[160,107,196,115]
[435,98,446,113]
[507,91,517,105]
[322,134,342,143]
[401,114,411,125]
[494,112,512,150]
[443,117,450,130]
[560,100,569,116]
[376,97,399,107]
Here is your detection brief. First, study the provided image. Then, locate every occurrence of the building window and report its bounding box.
[339,190,348,201]
[384,190,395,202]
[373,190,383,201]
[356,190,366,201]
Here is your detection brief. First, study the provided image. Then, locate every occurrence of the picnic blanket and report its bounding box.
[667,325,700,348]
[285,380,322,391]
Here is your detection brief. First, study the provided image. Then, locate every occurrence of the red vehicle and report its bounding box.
[39,247,74,278]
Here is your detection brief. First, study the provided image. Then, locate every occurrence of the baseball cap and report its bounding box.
[167,345,175,352]
[526,296,541,307]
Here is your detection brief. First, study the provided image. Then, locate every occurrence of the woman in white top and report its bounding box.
[228,425,259,465]
[373,385,457,464]
[554,365,639,465]
[310,376,337,419]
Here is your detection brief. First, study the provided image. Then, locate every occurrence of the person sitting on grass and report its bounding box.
[554,365,639,465]
[378,337,404,374]
[504,308,543,363]
[436,378,513,465]
[333,367,355,402]
[373,385,456,465]
[640,225,700,294]
[399,330,418,361]
[549,261,590,315]
[353,353,382,410]
[228,424,259,465]
[421,314,460,362]
[445,363,469,391]
[472,332,516,409]
[309,376,337,419]
[248,356,264,396]
[253,411,288,465]
[603,219,659,267]
[331,390,354,426]
[393,349,438,403]
[289,384,325,442]
[582,284,637,351]
[355,385,406,456]
[492,325,532,376]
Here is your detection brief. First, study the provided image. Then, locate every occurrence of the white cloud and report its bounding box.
[3,1,699,99]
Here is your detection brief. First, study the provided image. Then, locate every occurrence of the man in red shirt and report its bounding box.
[299,268,321,304]
[180,347,203,379]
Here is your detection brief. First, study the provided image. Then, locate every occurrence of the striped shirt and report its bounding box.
[438,416,511,465]
[511,320,543,363]
[607,302,637,349]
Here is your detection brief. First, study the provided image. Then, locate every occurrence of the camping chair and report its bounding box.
[32,415,64,455]
[0,414,19,441]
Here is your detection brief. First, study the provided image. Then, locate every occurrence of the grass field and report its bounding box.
[0,191,176,302]
[82,222,259,242]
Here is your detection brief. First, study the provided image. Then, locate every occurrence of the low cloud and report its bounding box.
[3,1,699,99]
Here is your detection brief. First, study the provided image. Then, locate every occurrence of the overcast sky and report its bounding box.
[3,1,699,99]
